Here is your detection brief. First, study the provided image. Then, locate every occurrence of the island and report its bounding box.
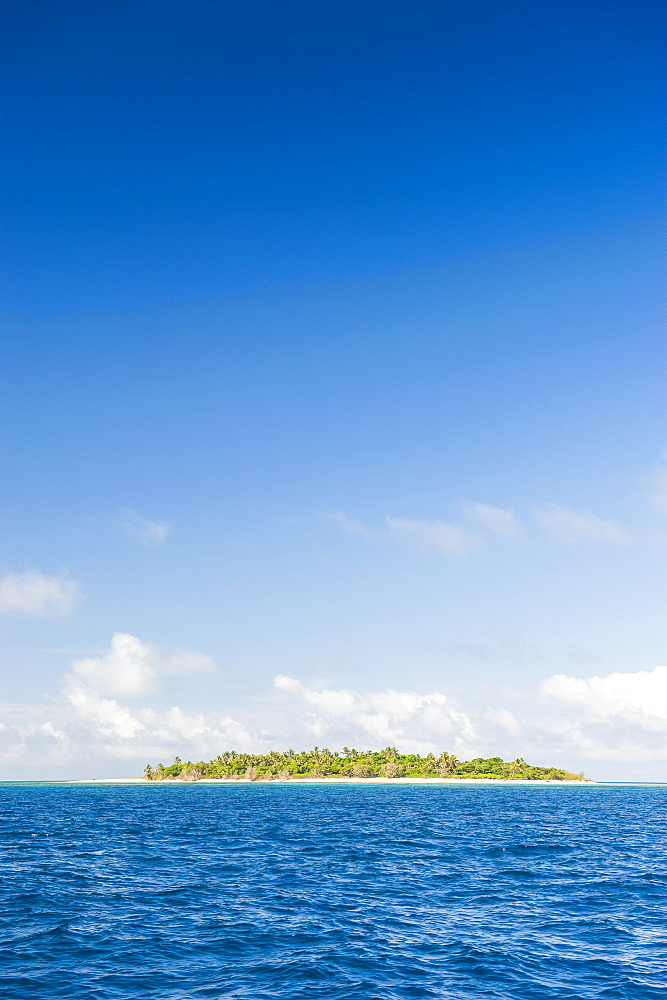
[142,748,587,782]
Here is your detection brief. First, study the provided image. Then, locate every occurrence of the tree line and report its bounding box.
[143,747,586,781]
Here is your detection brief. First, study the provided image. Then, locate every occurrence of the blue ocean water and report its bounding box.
[1,783,666,999]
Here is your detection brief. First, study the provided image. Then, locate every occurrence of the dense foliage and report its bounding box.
[143,748,585,781]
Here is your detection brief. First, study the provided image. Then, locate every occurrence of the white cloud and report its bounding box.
[62,635,159,744]
[542,665,667,725]
[36,633,236,763]
[0,698,254,769]
[0,570,82,616]
[322,511,374,539]
[63,633,216,710]
[534,664,667,766]
[534,504,631,546]
[386,517,483,556]
[92,712,255,762]
[68,633,158,700]
[113,508,171,545]
[461,502,521,537]
[326,510,484,555]
[484,706,520,734]
[273,674,476,753]
[39,721,66,740]
[66,686,146,740]
[5,624,667,777]
[165,649,217,675]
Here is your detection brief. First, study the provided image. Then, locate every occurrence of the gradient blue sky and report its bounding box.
[2,0,665,778]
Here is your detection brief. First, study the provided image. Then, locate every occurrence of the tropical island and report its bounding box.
[143,747,587,781]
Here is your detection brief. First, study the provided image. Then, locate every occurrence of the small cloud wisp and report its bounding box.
[386,517,483,556]
[534,504,631,546]
[113,508,171,546]
[0,570,82,616]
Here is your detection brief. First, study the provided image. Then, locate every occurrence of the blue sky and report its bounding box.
[1,0,665,779]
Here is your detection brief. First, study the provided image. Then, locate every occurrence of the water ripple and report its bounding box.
[0,783,666,998]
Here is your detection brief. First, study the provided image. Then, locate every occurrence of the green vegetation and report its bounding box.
[142,748,586,781]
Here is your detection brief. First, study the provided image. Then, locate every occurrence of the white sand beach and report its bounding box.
[71,776,594,785]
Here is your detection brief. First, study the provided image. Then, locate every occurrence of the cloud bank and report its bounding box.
[0,633,248,774]
[2,629,667,778]
[543,665,667,726]
[536,664,667,766]
[274,674,476,752]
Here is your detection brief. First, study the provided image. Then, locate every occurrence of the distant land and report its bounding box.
[143,748,588,782]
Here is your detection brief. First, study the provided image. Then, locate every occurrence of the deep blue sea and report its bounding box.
[1,783,666,999]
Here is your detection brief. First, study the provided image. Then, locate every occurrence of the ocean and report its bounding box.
[1,782,665,999]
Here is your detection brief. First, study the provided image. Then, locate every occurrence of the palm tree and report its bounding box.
[509,758,526,778]
[438,752,458,776]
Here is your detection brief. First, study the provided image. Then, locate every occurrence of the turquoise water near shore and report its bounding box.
[1,783,666,998]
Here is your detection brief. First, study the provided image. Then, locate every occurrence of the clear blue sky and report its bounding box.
[2,0,665,779]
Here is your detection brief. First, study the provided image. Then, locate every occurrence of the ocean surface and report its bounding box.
[1,783,666,999]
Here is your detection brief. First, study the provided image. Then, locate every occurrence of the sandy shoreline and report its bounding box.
[70,776,594,786]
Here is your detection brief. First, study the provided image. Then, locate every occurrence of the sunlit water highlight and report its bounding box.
[1,783,666,999]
